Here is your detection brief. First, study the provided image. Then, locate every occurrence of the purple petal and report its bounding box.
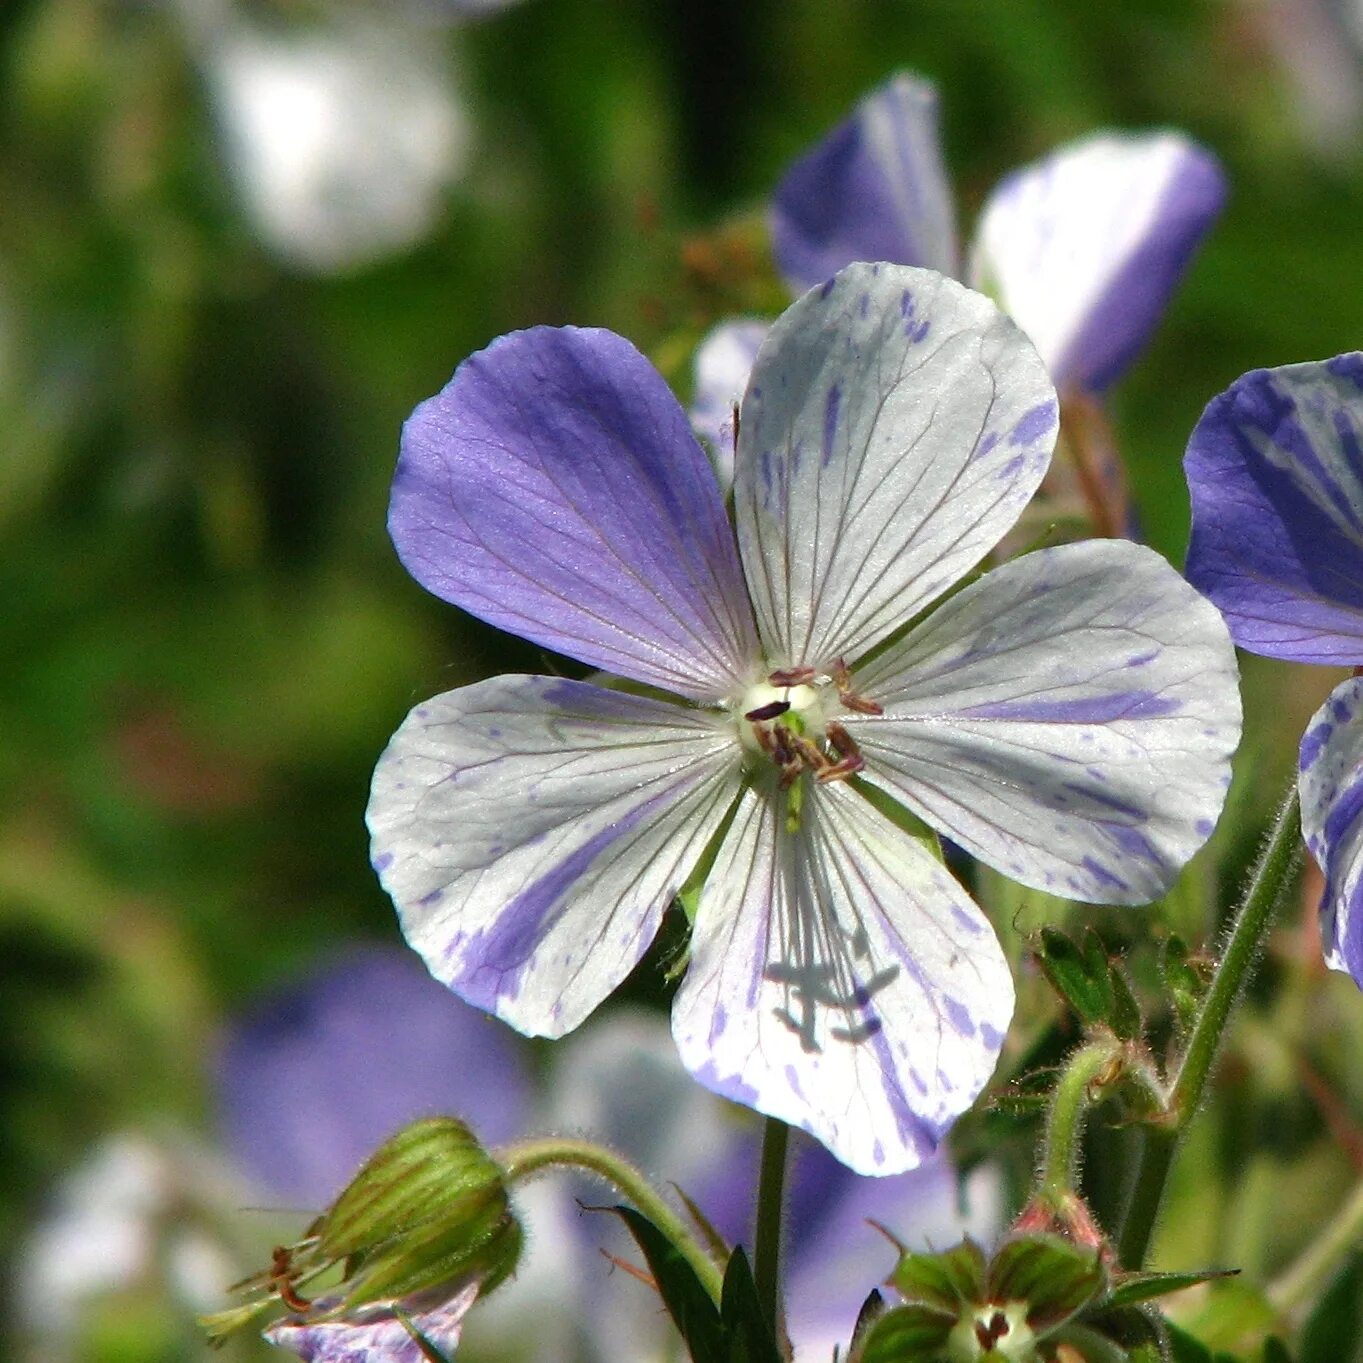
[392,326,759,700]
[771,72,958,295]
[368,676,743,1038]
[672,784,1012,1175]
[733,262,1056,671]
[689,318,772,495]
[218,947,530,1208]
[266,1283,479,1362]
[1185,355,1363,663]
[1299,676,1363,984]
[849,540,1241,905]
[970,131,1226,390]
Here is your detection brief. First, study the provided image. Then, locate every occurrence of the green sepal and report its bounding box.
[393,1306,456,1363]
[1160,935,1207,1034]
[891,1239,988,1311]
[718,1247,784,1363]
[610,1204,725,1363]
[1102,1267,1239,1312]
[856,1303,958,1363]
[1108,962,1143,1042]
[848,776,945,863]
[986,1233,1106,1330]
[1037,927,1115,1028]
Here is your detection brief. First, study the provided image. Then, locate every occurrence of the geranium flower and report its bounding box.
[693,72,1225,494]
[368,260,1240,1175]
[265,1284,480,1363]
[1184,353,1363,984]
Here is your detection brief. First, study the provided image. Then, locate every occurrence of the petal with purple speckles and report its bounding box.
[671,782,1012,1176]
[1299,675,1363,984]
[970,131,1225,391]
[733,262,1056,671]
[847,540,1241,905]
[367,676,744,1037]
[1185,356,1363,664]
[771,71,959,295]
[391,325,760,701]
[265,1282,479,1362]
[218,947,532,1208]
[689,318,772,495]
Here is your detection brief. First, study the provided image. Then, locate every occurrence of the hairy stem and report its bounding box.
[1038,1037,1123,1208]
[1118,788,1303,1268]
[500,1136,725,1303]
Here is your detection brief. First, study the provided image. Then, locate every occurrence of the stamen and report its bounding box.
[832,658,883,716]
[744,699,791,722]
[769,666,816,688]
[816,721,866,783]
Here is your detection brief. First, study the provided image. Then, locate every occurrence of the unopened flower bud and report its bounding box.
[203,1116,520,1346]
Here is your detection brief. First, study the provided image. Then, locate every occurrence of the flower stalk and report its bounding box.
[753,1115,791,1337]
[1117,787,1303,1269]
[498,1135,726,1304]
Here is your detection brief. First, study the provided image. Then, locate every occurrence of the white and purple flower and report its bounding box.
[693,72,1226,484]
[368,260,1240,1175]
[1185,353,1363,985]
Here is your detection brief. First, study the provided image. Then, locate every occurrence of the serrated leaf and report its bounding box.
[610,1205,724,1362]
[1104,1267,1239,1310]
[988,1234,1106,1329]
[1039,926,1113,1025]
[892,1239,987,1311]
[719,1247,784,1363]
[1300,1251,1363,1363]
[857,1304,958,1363]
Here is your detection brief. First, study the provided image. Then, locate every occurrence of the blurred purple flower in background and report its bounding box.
[367,260,1239,1173]
[693,71,1226,491]
[1185,353,1363,986]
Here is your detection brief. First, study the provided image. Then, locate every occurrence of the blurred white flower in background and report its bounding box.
[174,0,523,271]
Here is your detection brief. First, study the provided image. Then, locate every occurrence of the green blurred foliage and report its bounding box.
[5,0,1363,1359]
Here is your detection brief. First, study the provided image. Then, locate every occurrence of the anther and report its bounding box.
[744,699,791,722]
[816,720,866,783]
[769,666,816,688]
[832,658,883,715]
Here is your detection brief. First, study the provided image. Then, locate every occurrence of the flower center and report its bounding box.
[734,664,881,794]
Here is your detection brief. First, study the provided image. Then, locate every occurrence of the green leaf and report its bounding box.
[718,1247,783,1363]
[1299,1251,1363,1363]
[1164,1319,1242,1363]
[1104,1267,1240,1310]
[987,1234,1106,1330]
[892,1239,987,1311]
[856,1304,958,1363]
[610,1205,724,1363]
[1038,926,1113,1026]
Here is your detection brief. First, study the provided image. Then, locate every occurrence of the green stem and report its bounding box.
[1038,1038,1123,1207]
[499,1136,725,1304]
[753,1116,791,1336]
[1268,1174,1363,1314]
[1118,788,1303,1269]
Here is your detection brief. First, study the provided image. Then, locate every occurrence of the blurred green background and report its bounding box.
[6,0,1363,1358]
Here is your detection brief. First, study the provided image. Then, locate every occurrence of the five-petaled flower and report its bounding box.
[692,71,1226,495]
[368,261,1241,1175]
[1185,353,1363,987]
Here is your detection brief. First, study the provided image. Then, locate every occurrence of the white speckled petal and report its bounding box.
[970,131,1225,390]
[689,318,772,496]
[733,262,1057,672]
[367,676,743,1037]
[1299,676,1363,985]
[848,540,1242,905]
[265,1282,479,1362]
[672,783,1012,1176]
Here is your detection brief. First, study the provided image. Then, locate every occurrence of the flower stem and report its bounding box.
[1118,787,1303,1269]
[753,1116,791,1337]
[499,1136,725,1304]
[1038,1038,1123,1208]
[1268,1173,1363,1314]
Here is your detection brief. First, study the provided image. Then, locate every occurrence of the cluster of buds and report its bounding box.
[204,1117,521,1357]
